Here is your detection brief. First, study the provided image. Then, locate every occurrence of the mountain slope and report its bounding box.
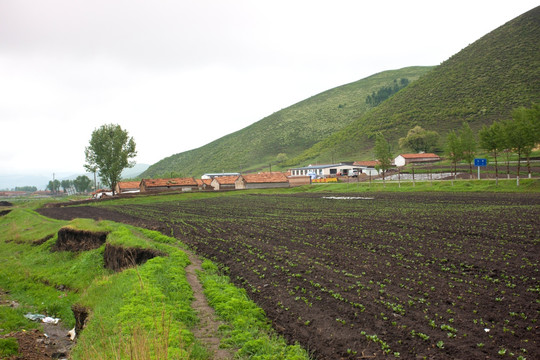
[291,6,540,164]
[141,66,432,177]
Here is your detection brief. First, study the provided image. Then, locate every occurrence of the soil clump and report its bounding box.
[0,209,11,216]
[52,227,108,252]
[103,243,167,272]
[71,304,89,335]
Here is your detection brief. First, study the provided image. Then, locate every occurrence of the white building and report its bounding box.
[289,163,359,178]
[352,161,381,176]
[394,153,441,167]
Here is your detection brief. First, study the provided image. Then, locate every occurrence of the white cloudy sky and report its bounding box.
[0,0,537,177]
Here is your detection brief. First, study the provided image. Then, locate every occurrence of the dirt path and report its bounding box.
[184,250,234,360]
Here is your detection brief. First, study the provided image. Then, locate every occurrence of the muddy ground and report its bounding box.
[0,290,73,360]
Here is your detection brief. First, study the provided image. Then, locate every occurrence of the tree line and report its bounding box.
[46,175,93,194]
[476,103,539,185]
[374,103,539,185]
[365,78,410,107]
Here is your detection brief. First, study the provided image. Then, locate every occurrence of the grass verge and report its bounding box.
[0,203,309,359]
[290,178,540,193]
[198,260,311,360]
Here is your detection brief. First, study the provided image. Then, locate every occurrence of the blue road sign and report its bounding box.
[474,158,487,167]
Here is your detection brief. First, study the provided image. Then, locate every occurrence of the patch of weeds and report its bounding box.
[0,338,19,357]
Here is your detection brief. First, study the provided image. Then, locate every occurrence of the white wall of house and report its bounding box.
[332,165,358,176]
[290,164,359,177]
[394,155,407,167]
[359,167,380,176]
[291,168,327,176]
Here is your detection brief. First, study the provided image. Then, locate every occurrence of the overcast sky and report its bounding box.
[0,0,537,178]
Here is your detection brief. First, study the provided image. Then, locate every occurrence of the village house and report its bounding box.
[195,178,214,191]
[353,161,381,176]
[92,189,113,199]
[114,181,141,194]
[210,175,239,190]
[287,175,311,187]
[289,163,359,178]
[235,172,290,190]
[394,153,441,167]
[139,177,198,192]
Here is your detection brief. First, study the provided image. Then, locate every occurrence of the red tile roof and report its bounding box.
[399,153,440,159]
[213,176,239,185]
[241,172,289,184]
[196,179,213,186]
[353,160,380,167]
[117,181,141,189]
[142,177,197,188]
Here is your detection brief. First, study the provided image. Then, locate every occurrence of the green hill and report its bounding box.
[140,66,432,178]
[142,6,539,177]
[290,6,540,164]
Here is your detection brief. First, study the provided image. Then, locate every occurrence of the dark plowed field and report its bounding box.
[39,192,540,359]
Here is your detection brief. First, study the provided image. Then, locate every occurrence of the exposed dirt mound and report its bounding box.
[52,227,108,252]
[0,200,13,206]
[1,327,72,360]
[0,209,11,216]
[103,243,167,272]
[32,234,54,246]
[71,304,89,334]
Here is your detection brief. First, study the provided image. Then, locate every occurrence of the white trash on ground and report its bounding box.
[42,316,60,324]
[24,313,61,324]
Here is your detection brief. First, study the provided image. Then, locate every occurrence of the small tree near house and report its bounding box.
[459,122,476,179]
[374,133,393,184]
[398,125,440,153]
[479,121,505,185]
[445,130,462,180]
[506,107,538,185]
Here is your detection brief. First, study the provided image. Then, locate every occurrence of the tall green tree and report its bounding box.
[459,122,476,178]
[60,180,73,193]
[531,103,540,141]
[73,175,92,193]
[479,121,504,185]
[445,130,462,178]
[373,133,393,183]
[84,124,137,196]
[46,180,61,194]
[499,120,513,180]
[507,106,537,184]
[398,125,440,153]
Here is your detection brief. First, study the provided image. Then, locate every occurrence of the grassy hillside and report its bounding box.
[141,66,432,178]
[290,6,540,164]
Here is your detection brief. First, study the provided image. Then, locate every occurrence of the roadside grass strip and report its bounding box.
[198,260,311,360]
[72,248,209,359]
